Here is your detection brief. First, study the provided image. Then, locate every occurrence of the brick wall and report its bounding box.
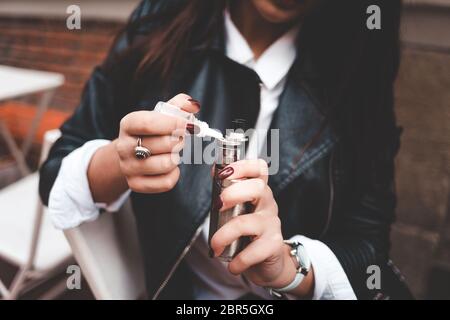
[0,16,122,112]
[0,16,123,166]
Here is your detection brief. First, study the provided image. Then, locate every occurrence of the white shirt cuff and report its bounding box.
[288,235,357,300]
[48,139,130,230]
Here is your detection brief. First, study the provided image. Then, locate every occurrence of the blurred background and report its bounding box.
[0,0,448,299]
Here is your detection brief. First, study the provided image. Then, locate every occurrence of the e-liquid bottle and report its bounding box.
[154,101,223,140]
[208,121,251,262]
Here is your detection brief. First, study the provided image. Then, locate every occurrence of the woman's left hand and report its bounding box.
[210,159,302,290]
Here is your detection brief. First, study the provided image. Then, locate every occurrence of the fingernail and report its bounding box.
[187,98,201,109]
[213,197,223,211]
[218,167,234,180]
[186,123,198,134]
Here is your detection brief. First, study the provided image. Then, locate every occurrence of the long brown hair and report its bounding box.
[104,0,225,88]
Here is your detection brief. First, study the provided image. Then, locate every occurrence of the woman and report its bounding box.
[39,0,412,299]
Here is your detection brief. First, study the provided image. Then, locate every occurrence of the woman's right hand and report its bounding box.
[115,93,200,194]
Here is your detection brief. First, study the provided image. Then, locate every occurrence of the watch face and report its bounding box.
[296,244,311,273]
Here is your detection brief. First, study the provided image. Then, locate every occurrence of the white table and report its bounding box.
[0,65,64,175]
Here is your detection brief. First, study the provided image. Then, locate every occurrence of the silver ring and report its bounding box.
[134,137,151,160]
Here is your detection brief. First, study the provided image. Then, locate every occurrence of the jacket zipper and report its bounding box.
[152,222,205,300]
[320,150,335,238]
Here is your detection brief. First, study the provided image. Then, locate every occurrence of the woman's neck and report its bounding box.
[229,1,294,59]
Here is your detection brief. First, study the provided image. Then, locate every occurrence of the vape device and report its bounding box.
[208,125,251,261]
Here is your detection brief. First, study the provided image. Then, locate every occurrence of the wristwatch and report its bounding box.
[266,239,311,298]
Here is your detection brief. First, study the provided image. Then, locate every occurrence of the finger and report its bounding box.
[120,135,184,158]
[167,93,201,113]
[228,237,283,275]
[210,214,266,257]
[127,167,180,194]
[224,159,269,183]
[122,153,181,176]
[122,111,187,136]
[220,178,275,213]
[142,135,184,155]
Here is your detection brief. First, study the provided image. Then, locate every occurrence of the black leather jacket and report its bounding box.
[39,0,412,300]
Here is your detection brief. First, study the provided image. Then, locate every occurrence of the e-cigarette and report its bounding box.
[208,123,251,262]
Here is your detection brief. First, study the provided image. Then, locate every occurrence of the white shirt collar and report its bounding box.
[224,9,299,90]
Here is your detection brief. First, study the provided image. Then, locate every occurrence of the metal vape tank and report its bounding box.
[208,127,251,262]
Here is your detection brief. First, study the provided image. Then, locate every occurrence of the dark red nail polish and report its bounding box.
[188,98,201,109]
[186,123,195,134]
[218,167,234,180]
[213,196,223,211]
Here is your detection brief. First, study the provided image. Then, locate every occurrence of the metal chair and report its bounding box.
[0,128,146,300]
[54,134,145,300]
[64,199,146,300]
[0,129,73,299]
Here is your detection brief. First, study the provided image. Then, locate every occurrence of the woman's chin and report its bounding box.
[273,0,307,11]
[252,0,310,24]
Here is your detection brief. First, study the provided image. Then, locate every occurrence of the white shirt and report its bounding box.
[48,10,356,300]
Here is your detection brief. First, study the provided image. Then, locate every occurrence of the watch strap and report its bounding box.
[266,240,311,298]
